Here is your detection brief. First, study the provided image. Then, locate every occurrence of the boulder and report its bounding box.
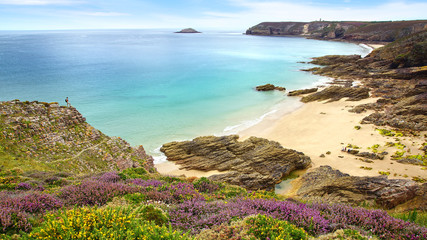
[255,84,286,91]
[295,166,421,209]
[160,135,311,190]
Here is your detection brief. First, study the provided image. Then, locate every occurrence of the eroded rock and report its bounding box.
[301,86,370,103]
[295,166,422,209]
[287,88,318,96]
[160,135,311,190]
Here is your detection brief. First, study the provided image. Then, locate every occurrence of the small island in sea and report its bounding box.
[175,28,201,33]
[1,20,426,239]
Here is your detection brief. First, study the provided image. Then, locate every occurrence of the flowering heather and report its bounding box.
[311,203,427,240]
[15,182,32,190]
[0,207,31,233]
[0,192,63,214]
[169,198,328,235]
[97,171,121,183]
[59,180,140,206]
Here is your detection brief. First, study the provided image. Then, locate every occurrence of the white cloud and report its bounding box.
[0,0,82,5]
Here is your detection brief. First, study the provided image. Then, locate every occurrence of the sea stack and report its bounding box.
[175,28,201,33]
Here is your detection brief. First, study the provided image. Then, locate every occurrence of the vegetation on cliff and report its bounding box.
[0,100,154,174]
[246,20,427,42]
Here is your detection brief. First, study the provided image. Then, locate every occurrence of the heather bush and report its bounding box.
[169,198,328,235]
[0,192,63,214]
[193,177,219,194]
[28,207,192,240]
[97,171,121,183]
[15,182,32,191]
[245,214,309,240]
[0,207,31,234]
[59,180,140,206]
[311,203,427,240]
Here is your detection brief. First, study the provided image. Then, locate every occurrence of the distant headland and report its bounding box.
[246,20,427,43]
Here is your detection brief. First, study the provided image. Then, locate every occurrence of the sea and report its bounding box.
[0,29,371,162]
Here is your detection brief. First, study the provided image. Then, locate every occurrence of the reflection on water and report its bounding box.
[275,169,307,195]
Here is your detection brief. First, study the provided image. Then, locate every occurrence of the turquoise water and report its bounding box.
[0,30,370,160]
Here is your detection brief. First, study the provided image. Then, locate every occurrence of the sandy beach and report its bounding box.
[240,97,426,179]
[156,95,426,182]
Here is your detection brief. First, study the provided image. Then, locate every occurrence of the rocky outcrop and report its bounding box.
[175,28,200,33]
[361,90,427,131]
[0,100,154,174]
[160,135,311,190]
[301,31,426,131]
[246,20,427,42]
[300,86,370,102]
[295,166,423,209]
[255,84,286,91]
[287,88,318,96]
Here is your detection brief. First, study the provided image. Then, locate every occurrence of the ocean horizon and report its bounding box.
[0,29,371,162]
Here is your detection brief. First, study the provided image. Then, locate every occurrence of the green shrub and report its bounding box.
[123,192,146,204]
[391,210,427,227]
[134,204,169,225]
[245,214,309,240]
[119,167,148,180]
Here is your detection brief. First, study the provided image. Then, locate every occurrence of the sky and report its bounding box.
[0,0,426,31]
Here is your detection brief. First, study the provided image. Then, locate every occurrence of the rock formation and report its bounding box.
[175,28,201,33]
[287,88,318,96]
[0,100,154,173]
[246,20,427,42]
[255,84,286,91]
[302,31,427,131]
[300,86,370,102]
[295,166,424,209]
[160,135,311,190]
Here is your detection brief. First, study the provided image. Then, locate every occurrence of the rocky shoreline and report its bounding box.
[158,25,427,210]
[160,135,311,190]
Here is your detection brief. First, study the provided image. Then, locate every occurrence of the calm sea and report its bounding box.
[0,29,370,161]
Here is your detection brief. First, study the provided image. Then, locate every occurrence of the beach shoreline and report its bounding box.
[156,92,426,185]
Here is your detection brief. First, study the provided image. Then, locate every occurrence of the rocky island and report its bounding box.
[175,28,201,33]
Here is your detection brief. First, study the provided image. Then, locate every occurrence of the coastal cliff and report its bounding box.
[0,100,154,174]
[246,20,427,42]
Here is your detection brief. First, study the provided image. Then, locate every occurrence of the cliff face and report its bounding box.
[246,20,427,42]
[0,100,154,174]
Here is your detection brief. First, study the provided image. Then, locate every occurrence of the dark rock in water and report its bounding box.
[301,86,370,103]
[255,84,286,91]
[160,135,311,190]
[287,88,318,96]
[295,166,422,209]
[175,28,201,33]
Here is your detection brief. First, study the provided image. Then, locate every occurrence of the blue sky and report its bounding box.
[0,0,426,31]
